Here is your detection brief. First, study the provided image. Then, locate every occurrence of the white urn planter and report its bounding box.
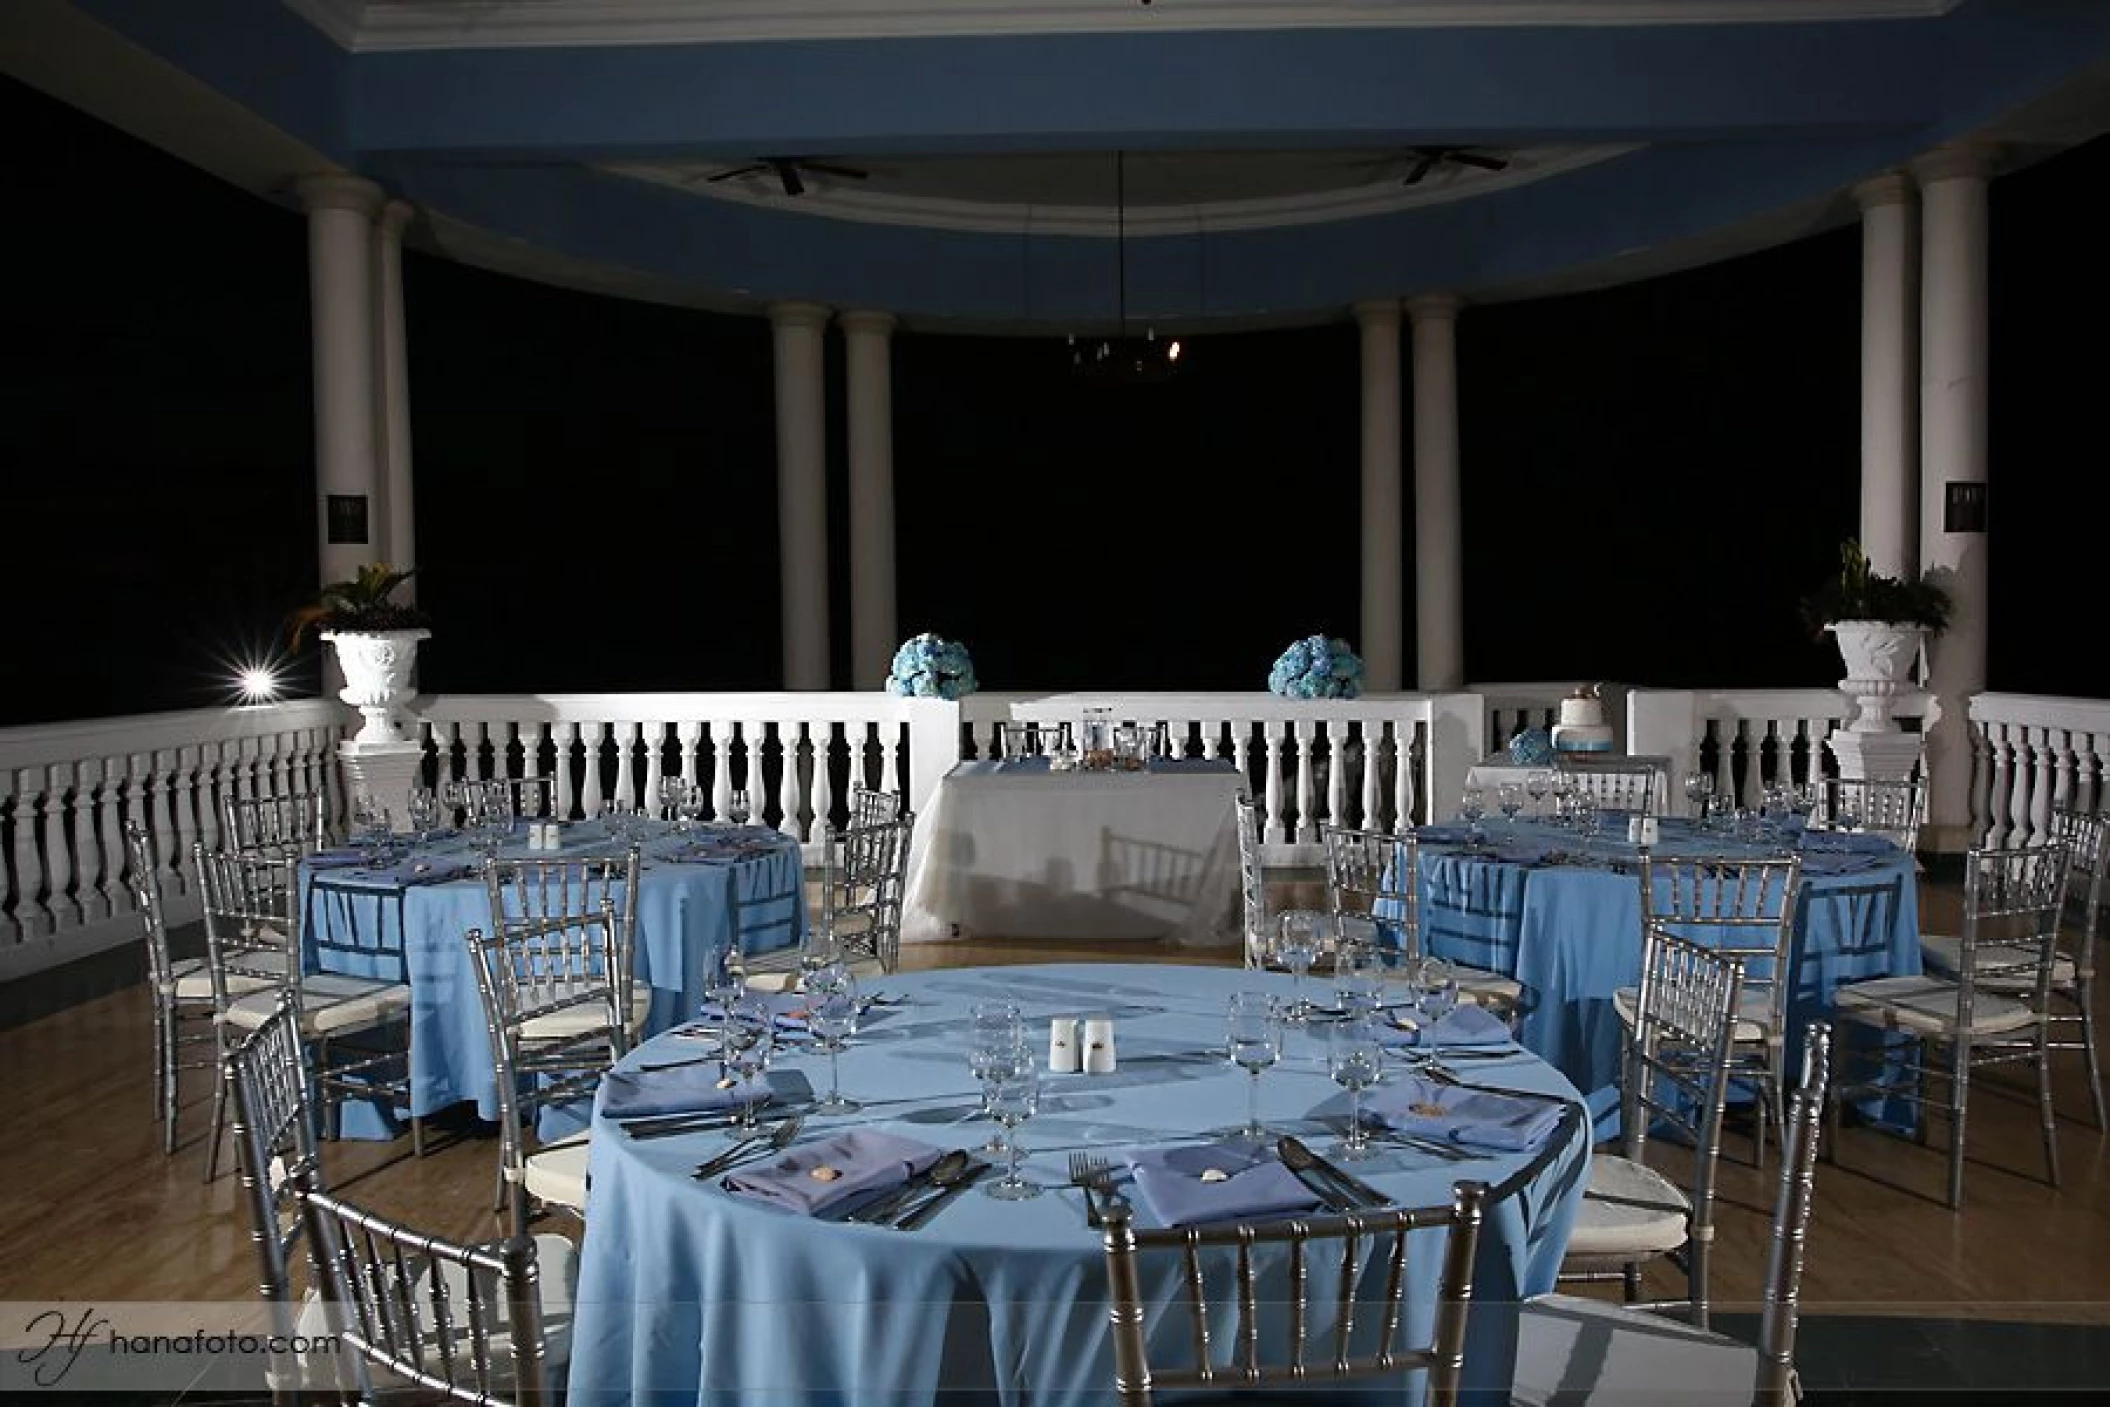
[1826,620,1927,733]
[324,628,429,745]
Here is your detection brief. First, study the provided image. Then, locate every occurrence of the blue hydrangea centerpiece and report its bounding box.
[885,633,979,699]
[1267,635,1366,700]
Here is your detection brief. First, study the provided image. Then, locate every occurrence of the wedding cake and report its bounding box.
[1550,685,1615,754]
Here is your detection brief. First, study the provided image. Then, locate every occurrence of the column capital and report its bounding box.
[769,301,833,332]
[1911,142,1998,186]
[1852,171,1916,211]
[1405,293,1465,322]
[839,309,898,337]
[296,173,385,217]
[1351,298,1401,328]
[375,198,416,238]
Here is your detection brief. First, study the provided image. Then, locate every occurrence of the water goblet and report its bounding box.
[719,998,776,1137]
[1332,941,1385,1019]
[1497,782,1526,830]
[805,963,861,1116]
[1550,774,1578,828]
[1408,956,1459,1025]
[1226,992,1283,1141]
[1525,769,1553,820]
[1327,1017,1386,1161]
[725,789,753,827]
[982,1060,1043,1201]
[968,1001,1025,1154]
[679,785,707,832]
[660,776,692,828]
[406,787,441,843]
[1272,911,1323,1023]
[1459,785,1488,843]
[1683,770,1716,827]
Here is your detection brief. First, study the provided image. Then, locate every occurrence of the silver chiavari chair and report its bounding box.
[1558,756,1661,816]
[1515,1024,1833,1406]
[294,1172,571,1407]
[125,819,221,1155]
[224,790,331,857]
[1831,841,2072,1208]
[1619,852,1802,1167]
[1099,1182,1490,1406]
[1815,776,1924,856]
[1320,822,1522,1015]
[483,845,648,1039]
[1564,926,1745,1329]
[829,812,916,975]
[848,783,904,828]
[1233,792,1270,970]
[465,903,627,1238]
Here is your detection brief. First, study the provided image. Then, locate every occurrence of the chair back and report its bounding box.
[125,820,178,992]
[848,784,903,828]
[1558,757,1659,816]
[1233,792,1268,970]
[1101,1182,1489,1406]
[223,993,321,1320]
[1816,777,1923,855]
[1639,853,1800,1043]
[1949,843,2073,1019]
[500,774,561,822]
[1320,822,1418,960]
[196,843,302,1010]
[294,1176,553,1407]
[2050,807,2109,979]
[224,791,330,857]
[1755,1022,1832,1407]
[824,813,915,973]
[483,846,642,999]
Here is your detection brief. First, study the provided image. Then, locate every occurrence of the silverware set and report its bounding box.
[1277,1135,1391,1212]
[1067,1152,1113,1227]
[842,1148,990,1229]
[692,1115,805,1179]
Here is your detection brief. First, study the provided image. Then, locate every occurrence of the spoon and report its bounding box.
[891,1156,989,1231]
[847,1148,971,1225]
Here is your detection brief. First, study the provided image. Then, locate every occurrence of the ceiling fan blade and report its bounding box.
[771,161,806,196]
[1403,154,1438,186]
[704,164,767,184]
[1452,151,1510,171]
[799,162,869,181]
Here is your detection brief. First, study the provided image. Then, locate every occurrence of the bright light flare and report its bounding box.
[234,660,285,704]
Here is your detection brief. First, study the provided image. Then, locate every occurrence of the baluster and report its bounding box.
[45,764,79,930]
[82,757,117,922]
[810,722,835,842]
[770,720,797,837]
[2006,726,2038,848]
[1323,723,1348,829]
[196,743,226,854]
[1356,722,1382,830]
[8,771,52,939]
[2082,734,2108,817]
[1985,723,2015,848]
[701,722,727,817]
[2052,729,2079,818]
[670,720,699,801]
[878,722,903,796]
[1966,717,1993,845]
[2025,728,2055,848]
[554,721,581,819]
[1261,723,1286,847]
[1293,719,1318,844]
[439,720,463,787]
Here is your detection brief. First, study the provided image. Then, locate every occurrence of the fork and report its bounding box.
[1068,1151,1113,1228]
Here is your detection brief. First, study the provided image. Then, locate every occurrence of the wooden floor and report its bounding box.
[2,875,2106,1348]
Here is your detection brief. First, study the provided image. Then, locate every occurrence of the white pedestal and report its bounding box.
[1824,727,1923,783]
[339,740,426,830]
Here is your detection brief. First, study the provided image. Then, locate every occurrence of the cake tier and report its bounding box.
[1557,700,1607,728]
[1551,724,1616,753]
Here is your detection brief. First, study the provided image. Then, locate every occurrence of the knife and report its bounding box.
[894,1161,992,1230]
[1278,1135,1391,1210]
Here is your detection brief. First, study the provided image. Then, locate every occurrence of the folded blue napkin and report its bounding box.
[355,857,475,887]
[721,1129,946,1217]
[1415,825,1479,846]
[600,1063,761,1120]
[1799,830,1897,854]
[1363,1074,1565,1151]
[1794,850,1889,877]
[1125,1142,1325,1228]
[695,991,813,1031]
[1376,1004,1514,1049]
[305,849,370,870]
[996,757,1052,773]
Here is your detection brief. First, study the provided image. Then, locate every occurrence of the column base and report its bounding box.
[338,740,427,830]
[1823,728,1924,783]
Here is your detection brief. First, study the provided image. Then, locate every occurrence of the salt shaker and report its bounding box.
[1081,1015,1116,1074]
[1048,1017,1080,1074]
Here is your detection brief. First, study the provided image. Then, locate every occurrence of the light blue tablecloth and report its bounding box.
[566,962,1591,1407]
[299,820,805,1137]
[1397,819,1919,1138]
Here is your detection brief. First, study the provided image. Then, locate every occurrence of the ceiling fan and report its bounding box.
[702,156,870,196]
[1400,146,1511,186]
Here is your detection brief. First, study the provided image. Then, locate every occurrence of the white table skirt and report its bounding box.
[900,761,1242,948]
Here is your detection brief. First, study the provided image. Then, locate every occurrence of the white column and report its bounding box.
[771,302,832,690]
[372,198,417,593]
[1915,144,1993,852]
[1354,300,1405,692]
[842,310,898,689]
[1408,295,1465,691]
[1856,172,1918,580]
[297,174,384,589]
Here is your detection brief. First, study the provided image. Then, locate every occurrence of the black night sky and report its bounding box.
[5,72,2106,727]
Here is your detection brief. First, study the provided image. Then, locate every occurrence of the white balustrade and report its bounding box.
[1473,681,1635,754]
[1968,693,2110,847]
[0,701,345,979]
[1628,688,1930,815]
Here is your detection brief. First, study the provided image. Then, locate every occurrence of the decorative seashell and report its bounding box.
[715,1077,738,1090]
[809,1166,842,1182]
[1198,1168,1231,1183]
[1408,1102,1449,1117]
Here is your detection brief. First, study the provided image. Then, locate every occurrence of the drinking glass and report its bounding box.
[661,777,692,829]
[1459,785,1488,843]
[406,786,440,842]
[1683,770,1716,827]
[1328,1017,1385,1160]
[968,1001,1024,1154]
[477,786,513,857]
[805,963,861,1115]
[982,1060,1042,1201]
[1226,992,1282,1141]
[680,785,708,831]
[719,998,775,1136]
[440,777,469,826]
[1497,782,1525,829]
[798,917,843,980]
[1525,769,1553,820]
[1272,911,1323,1023]
[1407,956,1458,1025]
[1333,942,1385,1018]
[352,794,392,859]
[1550,773,1578,828]
[725,789,753,827]
[705,937,747,1015]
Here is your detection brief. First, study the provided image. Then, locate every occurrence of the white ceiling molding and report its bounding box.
[604,145,1641,235]
[286,1,1957,54]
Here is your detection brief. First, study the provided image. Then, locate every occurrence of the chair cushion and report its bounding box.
[524,1136,592,1214]
[518,982,652,1042]
[1612,985,1773,1044]
[1834,975,2038,1036]
[1919,933,2074,989]
[1563,1155,1691,1260]
[1511,1293,1775,1406]
[222,975,413,1035]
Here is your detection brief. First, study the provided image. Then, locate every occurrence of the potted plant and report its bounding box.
[292,563,432,745]
[1800,540,1951,732]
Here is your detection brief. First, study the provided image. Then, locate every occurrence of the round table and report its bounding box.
[299,820,805,1134]
[565,962,1591,1406]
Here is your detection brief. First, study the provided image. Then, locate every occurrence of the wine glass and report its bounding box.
[1550,773,1578,829]
[719,998,775,1136]
[982,1059,1042,1201]
[726,788,753,827]
[1459,785,1487,843]
[679,785,708,832]
[1407,956,1458,1026]
[661,777,692,830]
[440,777,469,827]
[476,785,513,858]
[1497,782,1526,830]
[1226,991,1282,1141]
[1525,769,1553,821]
[1328,1017,1385,1161]
[805,963,861,1116]
[1332,941,1385,1019]
[1683,770,1716,827]
[406,786,440,843]
[1272,911,1323,1023]
[705,936,747,1018]
[968,1001,1024,1155]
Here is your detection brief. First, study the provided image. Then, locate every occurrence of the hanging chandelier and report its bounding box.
[1071,151,1182,383]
